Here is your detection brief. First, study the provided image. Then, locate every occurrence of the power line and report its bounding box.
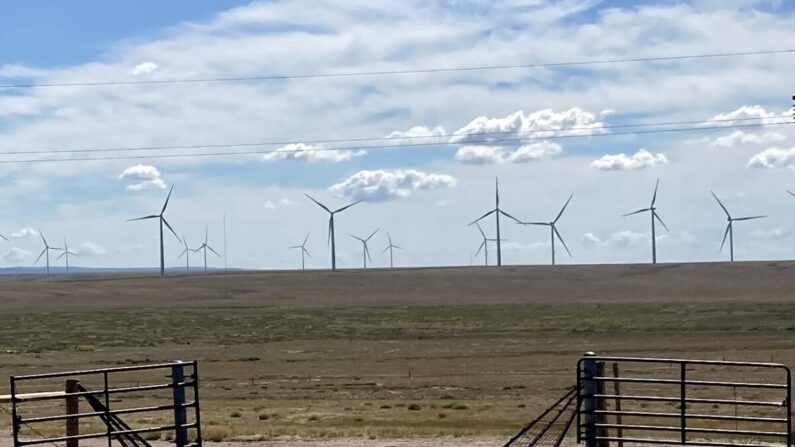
[1,49,793,89]
[0,121,791,165]
[0,116,781,157]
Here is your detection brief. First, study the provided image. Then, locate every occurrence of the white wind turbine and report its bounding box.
[623,179,668,264]
[519,194,573,265]
[381,232,403,268]
[55,239,79,273]
[34,231,63,276]
[289,234,311,270]
[712,191,766,262]
[349,229,379,269]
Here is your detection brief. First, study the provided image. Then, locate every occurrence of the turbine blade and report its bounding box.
[651,178,660,207]
[207,245,222,257]
[365,244,372,261]
[334,200,363,214]
[393,245,404,250]
[0,234,7,242]
[39,230,47,246]
[475,241,486,257]
[469,209,496,226]
[553,226,572,257]
[521,222,549,226]
[349,234,365,242]
[55,252,66,261]
[711,191,731,218]
[475,221,486,238]
[161,185,174,214]
[303,247,311,257]
[720,224,730,252]
[69,251,79,257]
[204,225,209,244]
[289,245,302,249]
[305,194,331,213]
[554,194,574,223]
[499,209,522,223]
[366,228,379,241]
[734,215,767,221]
[127,215,159,222]
[623,208,650,217]
[34,248,46,265]
[653,211,670,232]
[788,190,795,198]
[327,217,333,246]
[387,233,393,245]
[162,217,181,242]
[177,249,187,260]
[303,233,310,246]
[381,245,390,254]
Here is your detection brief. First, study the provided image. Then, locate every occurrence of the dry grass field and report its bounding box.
[1,261,795,445]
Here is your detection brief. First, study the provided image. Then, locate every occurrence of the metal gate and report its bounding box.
[5,361,202,447]
[577,354,791,447]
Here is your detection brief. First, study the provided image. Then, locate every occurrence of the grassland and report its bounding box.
[0,262,794,443]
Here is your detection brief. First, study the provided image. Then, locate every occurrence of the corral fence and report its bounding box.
[577,353,791,447]
[2,361,201,447]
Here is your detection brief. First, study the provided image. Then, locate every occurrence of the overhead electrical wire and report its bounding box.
[0,49,793,89]
[0,120,791,165]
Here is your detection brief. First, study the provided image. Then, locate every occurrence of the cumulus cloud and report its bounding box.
[76,241,108,257]
[262,143,365,163]
[747,146,795,169]
[264,198,296,210]
[591,149,668,171]
[711,131,786,148]
[118,165,166,191]
[455,141,562,165]
[3,247,31,263]
[709,105,785,126]
[131,62,159,76]
[10,227,38,239]
[581,231,650,248]
[329,169,457,202]
[386,126,446,139]
[450,108,608,144]
[581,232,602,247]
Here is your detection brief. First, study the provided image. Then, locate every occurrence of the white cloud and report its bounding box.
[709,105,784,126]
[76,241,108,257]
[581,232,602,247]
[711,131,786,148]
[3,247,31,263]
[607,230,649,248]
[10,227,38,239]
[130,62,159,76]
[264,198,296,211]
[747,146,795,169]
[454,141,562,165]
[329,169,457,202]
[750,228,792,241]
[591,149,668,171]
[118,165,166,191]
[450,108,608,144]
[386,126,446,139]
[262,143,365,163]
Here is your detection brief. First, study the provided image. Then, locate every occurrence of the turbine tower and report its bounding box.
[469,177,520,267]
[127,185,181,277]
[623,179,668,264]
[34,231,62,276]
[289,234,311,270]
[177,235,193,271]
[712,191,766,262]
[381,232,403,268]
[519,194,573,265]
[349,229,379,269]
[193,226,221,271]
[305,194,361,271]
[55,239,79,273]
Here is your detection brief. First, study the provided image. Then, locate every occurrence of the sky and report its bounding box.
[0,0,794,270]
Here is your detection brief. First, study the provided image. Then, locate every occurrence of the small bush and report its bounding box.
[230,411,242,418]
[438,413,447,419]
[380,404,391,409]
[204,427,228,442]
[257,413,269,420]
[407,404,421,411]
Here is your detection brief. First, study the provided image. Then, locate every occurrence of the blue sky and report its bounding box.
[0,0,794,270]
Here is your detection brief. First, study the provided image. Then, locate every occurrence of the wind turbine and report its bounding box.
[473,222,506,266]
[712,191,767,262]
[623,179,668,264]
[519,194,573,265]
[305,194,362,271]
[469,177,520,266]
[289,234,311,270]
[177,235,193,271]
[350,229,379,269]
[55,239,78,273]
[127,185,181,277]
[192,226,221,271]
[34,231,62,276]
[381,232,403,268]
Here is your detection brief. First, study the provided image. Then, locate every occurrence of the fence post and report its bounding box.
[11,377,20,447]
[583,352,598,447]
[612,363,624,447]
[595,361,608,447]
[65,379,80,447]
[172,362,188,447]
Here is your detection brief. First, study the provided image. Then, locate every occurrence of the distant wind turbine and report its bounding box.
[193,226,221,271]
[381,232,403,268]
[289,234,311,270]
[519,194,573,265]
[350,229,379,269]
[623,179,668,264]
[305,194,362,271]
[34,230,62,276]
[712,191,766,262]
[127,185,181,277]
[55,239,78,273]
[473,222,506,266]
[469,177,520,266]
[177,235,193,271]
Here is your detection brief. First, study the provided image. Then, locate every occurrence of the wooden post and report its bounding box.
[65,379,80,447]
[612,363,624,447]
[172,363,188,447]
[595,362,609,447]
